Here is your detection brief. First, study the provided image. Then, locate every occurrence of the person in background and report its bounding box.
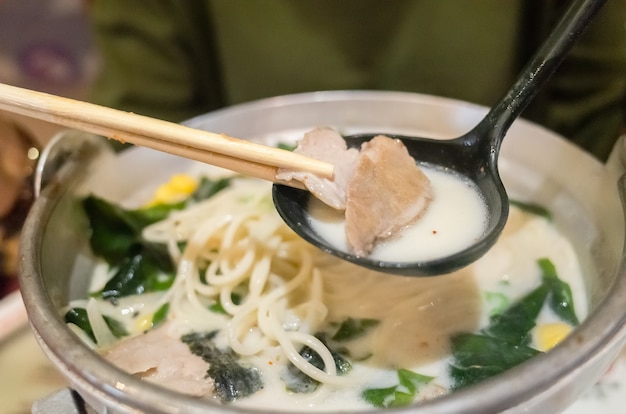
[0,114,38,295]
[89,0,625,162]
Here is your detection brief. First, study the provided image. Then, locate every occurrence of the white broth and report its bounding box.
[67,171,586,412]
[308,165,488,262]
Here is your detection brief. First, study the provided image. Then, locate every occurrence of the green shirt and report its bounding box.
[90,0,625,161]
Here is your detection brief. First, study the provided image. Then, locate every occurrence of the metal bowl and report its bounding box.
[19,91,626,413]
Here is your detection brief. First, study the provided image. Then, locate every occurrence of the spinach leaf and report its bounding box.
[539,258,579,325]
[509,200,552,220]
[188,177,231,203]
[84,177,231,265]
[362,369,434,408]
[482,283,549,346]
[484,291,510,317]
[182,331,262,403]
[83,196,182,264]
[450,257,579,390]
[277,142,297,151]
[83,177,232,300]
[449,333,540,390]
[95,244,175,299]
[209,292,243,315]
[332,318,380,342]
[64,307,127,343]
[152,303,170,327]
[83,196,139,264]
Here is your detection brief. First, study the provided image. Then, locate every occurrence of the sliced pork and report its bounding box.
[345,135,432,256]
[276,127,359,210]
[103,322,215,397]
[276,128,432,257]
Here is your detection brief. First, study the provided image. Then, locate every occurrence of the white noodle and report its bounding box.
[86,298,117,348]
[139,179,345,386]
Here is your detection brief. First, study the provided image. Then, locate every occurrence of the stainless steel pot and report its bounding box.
[19,91,626,413]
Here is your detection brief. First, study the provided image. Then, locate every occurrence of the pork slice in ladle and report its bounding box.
[278,129,432,257]
[345,135,432,256]
[276,127,359,210]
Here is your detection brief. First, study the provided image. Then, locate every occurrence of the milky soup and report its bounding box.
[64,169,586,411]
[308,165,489,262]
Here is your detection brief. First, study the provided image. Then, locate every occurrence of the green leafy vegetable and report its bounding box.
[509,200,553,220]
[277,142,296,151]
[64,307,127,343]
[182,331,262,403]
[332,318,380,342]
[95,245,175,299]
[209,292,243,315]
[362,369,434,408]
[188,177,232,202]
[152,303,170,327]
[450,257,579,390]
[484,291,510,317]
[449,333,540,390]
[83,177,232,300]
[483,283,549,346]
[451,282,549,388]
[539,258,579,325]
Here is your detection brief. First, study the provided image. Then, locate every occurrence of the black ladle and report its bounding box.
[273,0,607,276]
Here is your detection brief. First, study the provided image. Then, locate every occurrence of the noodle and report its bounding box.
[74,172,585,410]
[143,179,338,384]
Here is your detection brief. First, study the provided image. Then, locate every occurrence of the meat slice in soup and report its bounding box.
[345,135,432,256]
[277,129,432,256]
[276,127,359,210]
[69,168,585,410]
[104,322,215,397]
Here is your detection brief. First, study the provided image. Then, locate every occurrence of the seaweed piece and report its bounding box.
[283,334,352,393]
[182,332,263,403]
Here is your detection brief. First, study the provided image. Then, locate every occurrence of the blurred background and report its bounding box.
[0,1,97,412]
[0,0,98,145]
[0,0,97,294]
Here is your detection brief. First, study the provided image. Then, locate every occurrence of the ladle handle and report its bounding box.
[480,0,607,145]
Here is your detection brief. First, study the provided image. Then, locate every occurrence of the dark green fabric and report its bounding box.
[90,0,625,161]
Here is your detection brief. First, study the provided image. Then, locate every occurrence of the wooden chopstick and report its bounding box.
[0,83,334,186]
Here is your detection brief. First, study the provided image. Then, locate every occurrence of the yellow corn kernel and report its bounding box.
[169,174,198,193]
[534,322,573,351]
[146,174,197,206]
[135,315,153,332]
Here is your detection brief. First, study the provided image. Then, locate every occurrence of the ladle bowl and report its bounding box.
[273,132,508,275]
[272,0,607,276]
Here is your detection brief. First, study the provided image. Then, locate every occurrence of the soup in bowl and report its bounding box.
[19,91,626,413]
